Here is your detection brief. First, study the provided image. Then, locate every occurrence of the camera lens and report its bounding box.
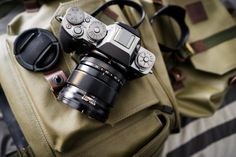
[58,56,125,122]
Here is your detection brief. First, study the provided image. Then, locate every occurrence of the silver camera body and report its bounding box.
[60,7,156,76]
[57,6,156,122]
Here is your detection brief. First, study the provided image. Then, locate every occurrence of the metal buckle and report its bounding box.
[229,76,236,86]
[184,42,195,56]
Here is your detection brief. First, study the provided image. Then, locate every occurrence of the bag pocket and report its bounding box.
[65,109,166,157]
[4,33,162,155]
[190,34,236,75]
[134,112,170,157]
[171,0,236,117]
[147,0,236,117]
[107,77,160,124]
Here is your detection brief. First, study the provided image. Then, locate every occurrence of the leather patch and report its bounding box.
[23,0,40,12]
[104,8,118,21]
[152,0,163,5]
[44,70,67,96]
[191,40,207,53]
[186,1,208,24]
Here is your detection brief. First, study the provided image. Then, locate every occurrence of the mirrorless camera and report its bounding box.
[57,7,156,122]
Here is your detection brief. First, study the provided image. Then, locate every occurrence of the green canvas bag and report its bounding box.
[146,0,236,117]
[0,0,180,156]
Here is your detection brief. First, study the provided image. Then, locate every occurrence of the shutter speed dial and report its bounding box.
[87,21,107,41]
[66,7,85,25]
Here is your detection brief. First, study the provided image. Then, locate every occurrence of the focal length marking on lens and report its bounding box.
[82,61,124,85]
[82,95,96,106]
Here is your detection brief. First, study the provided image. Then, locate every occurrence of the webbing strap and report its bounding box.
[7,146,34,157]
[191,25,236,53]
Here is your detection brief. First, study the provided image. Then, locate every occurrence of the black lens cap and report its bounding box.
[14,28,60,72]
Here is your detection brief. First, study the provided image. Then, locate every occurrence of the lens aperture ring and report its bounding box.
[81,58,125,86]
[78,64,120,90]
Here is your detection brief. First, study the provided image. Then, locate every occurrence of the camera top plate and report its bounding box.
[62,7,107,43]
[60,6,156,76]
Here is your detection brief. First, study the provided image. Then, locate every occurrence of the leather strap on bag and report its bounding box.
[23,0,40,12]
[191,25,236,53]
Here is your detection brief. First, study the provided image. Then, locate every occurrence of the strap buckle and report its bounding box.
[229,76,236,86]
[184,42,195,56]
[174,42,195,62]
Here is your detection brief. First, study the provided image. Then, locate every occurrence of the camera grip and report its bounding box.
[59,26,82,53]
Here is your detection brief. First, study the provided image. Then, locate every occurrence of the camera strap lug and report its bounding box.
[44,70,68,97]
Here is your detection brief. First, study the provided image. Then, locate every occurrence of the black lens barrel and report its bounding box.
[58,56,125,122]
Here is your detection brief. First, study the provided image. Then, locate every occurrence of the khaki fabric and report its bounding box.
[170,0,236,75]
[148,0,236,117]
[0,0,179,157]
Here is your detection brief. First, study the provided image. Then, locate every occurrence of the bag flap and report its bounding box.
[186,0,236,75]
[167,0,236,75]
[174,64,236,117]
[191,37,236,75]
